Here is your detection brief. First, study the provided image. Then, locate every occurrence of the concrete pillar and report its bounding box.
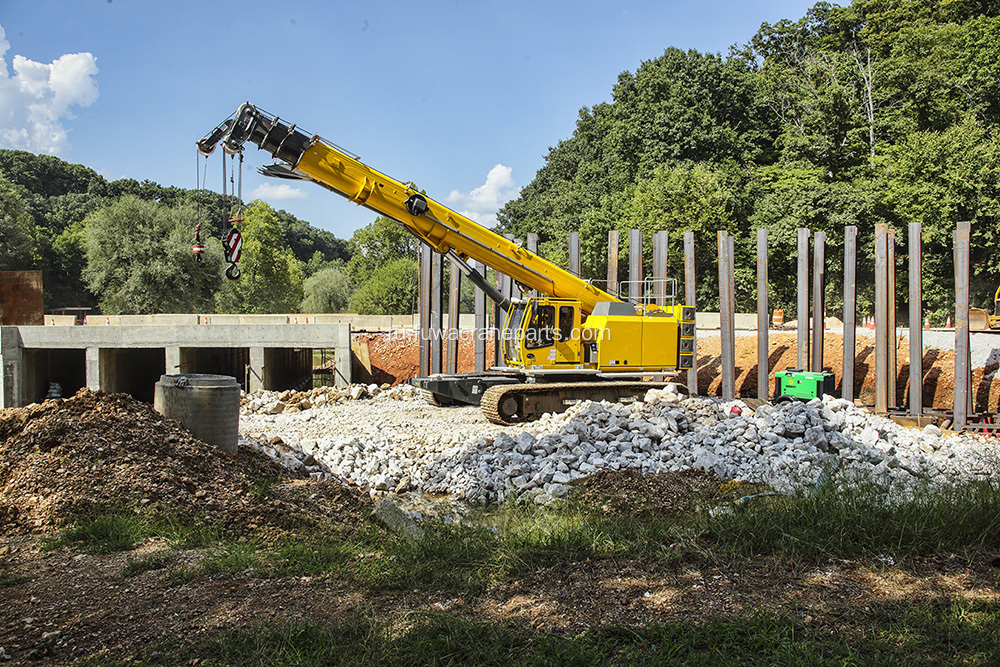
[85,346,101,391]
[334,323,352,388]
[249,346,265,392]
[165,347,181,374]
[0,327,24,408]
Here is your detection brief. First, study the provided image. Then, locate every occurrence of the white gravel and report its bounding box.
[239,383,1000,506]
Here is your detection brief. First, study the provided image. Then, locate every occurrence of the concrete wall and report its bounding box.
[0,322,352,408]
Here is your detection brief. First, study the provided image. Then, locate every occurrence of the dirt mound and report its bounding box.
[0,389,370,538]
[569,468,734,519]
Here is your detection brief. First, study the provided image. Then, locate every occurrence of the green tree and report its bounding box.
[82,195,224,314]
[345,216,418,284]
[882,117,1000,317]
[349,258,418,315]
[214,200,304,313]
[301,266,352,313]
[0,176,38,271]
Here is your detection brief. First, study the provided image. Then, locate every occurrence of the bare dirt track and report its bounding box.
[355,329,1000,415]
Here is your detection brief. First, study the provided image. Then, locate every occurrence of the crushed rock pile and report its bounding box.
[242,385,1000,506]
[0,389,369,537]
[243,383,420,415]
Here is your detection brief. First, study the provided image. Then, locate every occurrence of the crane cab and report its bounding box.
[502,297,695,373]
[503,297,586,369]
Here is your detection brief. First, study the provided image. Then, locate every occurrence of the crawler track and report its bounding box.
[481,380,684,425]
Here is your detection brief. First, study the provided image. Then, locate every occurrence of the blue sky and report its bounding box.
[1,0,820,239]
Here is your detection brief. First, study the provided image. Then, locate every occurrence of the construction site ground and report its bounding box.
[1,330,998,664]
[355,329,1000,415]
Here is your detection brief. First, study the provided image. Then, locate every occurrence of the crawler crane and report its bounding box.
[198,103,695,424]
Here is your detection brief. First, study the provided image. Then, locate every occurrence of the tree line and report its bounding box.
[0,149,423,315]
[497,0,1000,323]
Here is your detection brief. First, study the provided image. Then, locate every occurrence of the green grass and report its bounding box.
[147,477,1000,592]
[42,505,221,555]
[114,599,1000,666]
[703,478,1000,560]
[44,510,154,554]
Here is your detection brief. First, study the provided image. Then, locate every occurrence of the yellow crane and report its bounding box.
[198,103,695,424]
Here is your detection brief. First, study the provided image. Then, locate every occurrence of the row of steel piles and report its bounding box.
[713,222,975,428]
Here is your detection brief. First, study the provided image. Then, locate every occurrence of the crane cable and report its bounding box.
[192,151,208,262]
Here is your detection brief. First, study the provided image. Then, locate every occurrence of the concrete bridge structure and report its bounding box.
[0,315,352,408]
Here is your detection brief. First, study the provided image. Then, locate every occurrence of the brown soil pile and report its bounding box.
[569,468,773,519]
[0,389,370,538]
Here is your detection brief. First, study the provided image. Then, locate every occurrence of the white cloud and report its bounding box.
[446,164,519,226]
[0,24,98,155]
[250,182,308,200]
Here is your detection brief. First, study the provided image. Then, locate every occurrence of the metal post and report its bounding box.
[446,259,461,374]
[756,228,768,399]
[684,231,697,395]
[842,226,857,402]
[653,230,669,306]
[418,244,432,377]
[607,229,619,297]
[526,233,538,297]
[874,224,888,414]
[493,268,504,366]
[526,232,538,255]
[568,231,580,277]
[908,223,922,416]
[718,231,735,400]
[811,231,826,373]
[797,228,810,369]
[430,250,443,375]
[474,260,487,372]
[954,221,971,429]
[887,229,897,408]
[629,229,643,302]
[727,234,736,386]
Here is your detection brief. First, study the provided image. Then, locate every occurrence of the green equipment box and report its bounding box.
[773,369,836,401]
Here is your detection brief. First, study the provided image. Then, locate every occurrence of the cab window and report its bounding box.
[558,305,575,342]
[525,305,556,349]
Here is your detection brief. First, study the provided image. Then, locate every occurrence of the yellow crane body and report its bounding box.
[198,103,695,423]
